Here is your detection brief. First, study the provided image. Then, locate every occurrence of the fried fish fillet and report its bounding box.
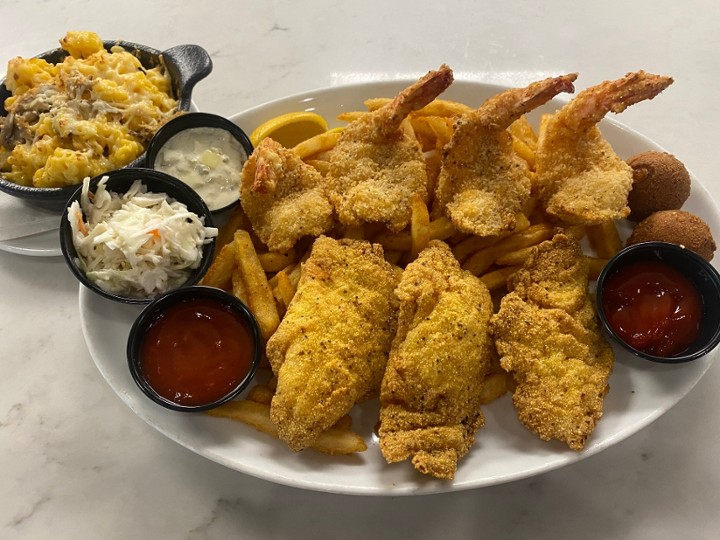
[266,236,399,451]
[434,74,576,237]
[240,137,334,252]
[490,234,615,450]
[379,241,494,479]
[326,65,454,232]
[536,71,673,224]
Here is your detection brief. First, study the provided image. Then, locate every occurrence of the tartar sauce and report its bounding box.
[155,127,247,211]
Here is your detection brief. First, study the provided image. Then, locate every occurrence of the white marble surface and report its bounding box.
[2,1,720,538]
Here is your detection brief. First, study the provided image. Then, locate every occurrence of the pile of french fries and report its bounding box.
[200,96,624,455]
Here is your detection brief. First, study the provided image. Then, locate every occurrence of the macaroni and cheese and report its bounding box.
[0,31,179,187]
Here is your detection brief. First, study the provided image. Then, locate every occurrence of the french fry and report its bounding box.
[453,234,502,263]
[364,97,472,117]
[293,130,342,160]
[495,245,535,266]
[267,263,294,289]
[373,230,412,251]
[231,268,249,305]
[479,266,520,291]
[587,256,608,281]
[313,428,368,455]
[412,99,473,117]
[428,216,457,241]
[258,249,296,273]
[337,110,367,122]
[247,384,274,405]
[285,246,312,290]
[215,205,250,249]
[424,149,442,196]
[412,116,454,150]
[362,98,391,111]
[373,216,456,252]
[306,159,330,175]
[207,400,367,455]
[274,270,297,308]
[200,241,237,290]
[451,213,531,263]
[410,195,431,260]
[309,150,333,161]
[586,221,623,259]
[564,224,586,241]
[287,261,303,289]
[462,223,555,276]
[512,137,536,170]
[234,230,280,341]
[508,115,538,149]
[271,289,287,319]
[478,372,511,405]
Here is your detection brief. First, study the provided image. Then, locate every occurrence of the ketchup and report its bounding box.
[601,259,702,357]
[140,298,255,406]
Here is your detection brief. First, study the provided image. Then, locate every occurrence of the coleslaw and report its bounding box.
[67,176,217,298]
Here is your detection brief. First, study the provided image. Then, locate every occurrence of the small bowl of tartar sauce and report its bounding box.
[145,112,254,215]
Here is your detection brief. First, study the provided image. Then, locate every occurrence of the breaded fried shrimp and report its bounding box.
[435,74,577,237]
[536,71,674,224]
[240,137,334,252]
[327,65,454,231]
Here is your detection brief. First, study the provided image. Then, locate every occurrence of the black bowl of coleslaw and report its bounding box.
[59,168,217,304]
[0,37,212,211]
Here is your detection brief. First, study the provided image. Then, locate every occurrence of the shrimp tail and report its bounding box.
[477,73,578,130]
[563,70,673,129]
[380,64,454,136]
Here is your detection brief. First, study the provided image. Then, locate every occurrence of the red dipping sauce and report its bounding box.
[601,259,702,357]
[140,298,255,406]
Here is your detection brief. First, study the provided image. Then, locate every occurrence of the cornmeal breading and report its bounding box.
[240,137,334,252]
[490,234,615,450]
[379,241,494,479]
[267,236,399,451]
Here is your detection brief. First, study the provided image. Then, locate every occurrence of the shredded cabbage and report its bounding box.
[68,176,217,298]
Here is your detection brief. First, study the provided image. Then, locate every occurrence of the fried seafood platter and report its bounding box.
[83,72,720,494]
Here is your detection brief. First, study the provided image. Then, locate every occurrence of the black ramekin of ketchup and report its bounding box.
[596,241,720,363]
[127,286,262,411]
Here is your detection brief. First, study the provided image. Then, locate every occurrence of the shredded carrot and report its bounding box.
[76,214,88,236]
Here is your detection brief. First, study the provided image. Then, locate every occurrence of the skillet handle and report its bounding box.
[162,44,213,109]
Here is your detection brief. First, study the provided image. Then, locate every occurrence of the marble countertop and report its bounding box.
[2,1,720,538]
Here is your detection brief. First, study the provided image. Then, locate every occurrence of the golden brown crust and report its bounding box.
[490,234,615,450]
[626,151,691,221]
[435,74,576,237]
[378,241,494,479]
[326,66,453,232]
[627,209,716,261]
[240,138,334,253]
[267,236,399,451]
[536,71,673,225]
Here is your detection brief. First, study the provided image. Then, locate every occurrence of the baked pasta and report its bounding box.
[0,31,179,187]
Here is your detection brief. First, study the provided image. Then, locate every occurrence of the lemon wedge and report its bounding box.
[250,111,329,148]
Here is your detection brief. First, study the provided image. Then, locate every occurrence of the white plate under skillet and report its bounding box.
[80,80,720,496]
